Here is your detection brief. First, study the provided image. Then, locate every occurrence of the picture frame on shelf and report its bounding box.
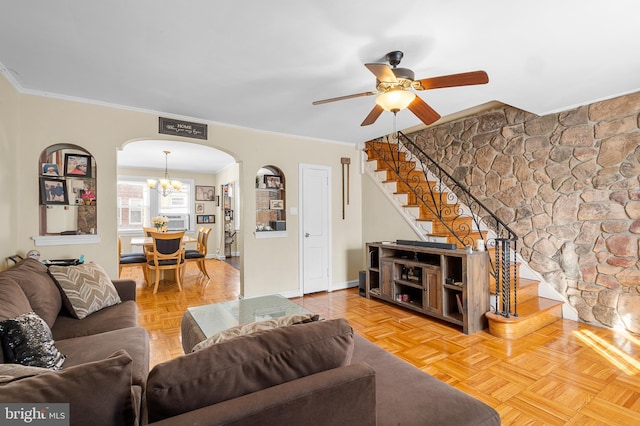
[225,209,233,221]
[264,175,282,189]
[42,163,60,176]
[196,185,215,201]
[64,154,92,177]
[40,177,68,205]
[196,214,215,224]
[195,202,205,214]
[270,199,284,210]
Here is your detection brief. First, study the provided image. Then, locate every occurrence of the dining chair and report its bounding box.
[118,236,148,282]
[143,227,157,236]
[142,226,157,256]
[184,227,212,280]
[147,231,186,294]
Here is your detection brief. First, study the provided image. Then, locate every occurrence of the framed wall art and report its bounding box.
[270,199,284,210]
[64,154,92,177]
[195,185,215,201]
[196,214,215,224]
[40,177,68,205]
[264,175,281,189]
[195,202,205,214]
[42,163,60,176]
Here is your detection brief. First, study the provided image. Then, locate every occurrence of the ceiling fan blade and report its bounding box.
[365,63,397,83]
[361,105,384,126]
[312,91,378,105]
[417,71,489,90]
[407,97,441,126]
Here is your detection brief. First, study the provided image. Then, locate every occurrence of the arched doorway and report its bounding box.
[116,139,238,268]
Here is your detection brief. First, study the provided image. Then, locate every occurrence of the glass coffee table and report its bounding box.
[180,295,314,353]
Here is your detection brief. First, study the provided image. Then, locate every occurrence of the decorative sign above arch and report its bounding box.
[159,117,208,140]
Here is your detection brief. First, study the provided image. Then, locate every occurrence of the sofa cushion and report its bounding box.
[51,300,139,341]
[1,259,62,328]
[55,326,150,389]
[0,278,32,321]
[0,312,65,370]
[49,262,121,319]
[191,312,320,352]
[0,350,137,426]
[351,334,501,426]
[0,363,50,382]
[146,318,354,423]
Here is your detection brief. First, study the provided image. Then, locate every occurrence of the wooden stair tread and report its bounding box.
[490,277,539,293]
[486,297,562,323]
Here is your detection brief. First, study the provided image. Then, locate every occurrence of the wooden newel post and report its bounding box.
[341,157,351,220]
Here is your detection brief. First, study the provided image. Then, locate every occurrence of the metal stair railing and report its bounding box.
[367,131,519,318]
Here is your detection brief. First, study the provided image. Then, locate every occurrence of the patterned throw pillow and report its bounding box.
[191,313,320,352]
[49,263,121,320]
[0,312,65,370]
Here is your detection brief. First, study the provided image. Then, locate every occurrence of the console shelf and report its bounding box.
[366,242,489,334]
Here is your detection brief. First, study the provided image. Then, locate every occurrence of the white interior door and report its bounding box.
[300,164,330,294]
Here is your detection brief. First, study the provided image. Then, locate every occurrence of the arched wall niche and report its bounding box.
[38,143,96,236]
[255,165,286,234]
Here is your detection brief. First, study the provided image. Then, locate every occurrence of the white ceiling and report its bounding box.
[2,1,640,171]
[117,140,235,174]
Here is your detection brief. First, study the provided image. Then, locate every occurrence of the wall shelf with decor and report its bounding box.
[37,144,98,239]
[366,242,489,334]
[255,166,286,236]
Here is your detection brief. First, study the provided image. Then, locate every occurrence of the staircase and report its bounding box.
[364,135,563,339]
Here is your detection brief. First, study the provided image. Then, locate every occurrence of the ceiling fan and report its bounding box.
[312,51,489,127]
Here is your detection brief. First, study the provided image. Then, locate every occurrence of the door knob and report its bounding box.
[305,233,310,237]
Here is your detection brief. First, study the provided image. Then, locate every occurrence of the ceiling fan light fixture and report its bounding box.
[375,90,416,113]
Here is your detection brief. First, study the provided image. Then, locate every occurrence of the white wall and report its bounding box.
[0,75,363,298]
[362,171,419,246]
[0,75,19,267]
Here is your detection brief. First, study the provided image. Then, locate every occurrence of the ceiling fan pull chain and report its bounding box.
[393,112,398,140]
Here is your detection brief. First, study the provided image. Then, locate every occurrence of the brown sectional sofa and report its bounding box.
[0,259,150,425]
[158,315,502,425]
[0,259,501,425]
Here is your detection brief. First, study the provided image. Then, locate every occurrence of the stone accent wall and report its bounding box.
[408,92,640,333]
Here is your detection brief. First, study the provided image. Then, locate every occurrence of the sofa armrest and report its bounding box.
[112,279,136,301]
[147,363,376,426]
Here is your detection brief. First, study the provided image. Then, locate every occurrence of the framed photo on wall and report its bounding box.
[270,199,284,210]
[195,185,215,201]
[195,202,205,214]
[64,154,92,177]
[42,163,60,176]
[40,177,68,205]
[196,214,215,224]
[264,175,282,189]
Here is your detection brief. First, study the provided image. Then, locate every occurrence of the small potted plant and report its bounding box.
[81,189,95,205]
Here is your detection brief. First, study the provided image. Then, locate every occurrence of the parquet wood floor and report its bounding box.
[124,260,640,425]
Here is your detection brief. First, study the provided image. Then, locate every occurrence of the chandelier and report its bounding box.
[147,151,183,197]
